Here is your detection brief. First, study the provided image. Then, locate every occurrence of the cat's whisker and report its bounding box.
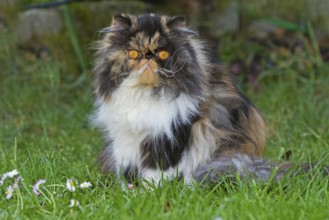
[167,50,187,73]
[160,50,188,76]
[168,47,185,70]
[172,52,188,73]
[157,69,175,78]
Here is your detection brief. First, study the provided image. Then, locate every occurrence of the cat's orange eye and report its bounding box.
[158,50,170,60]
[128,50,140,59]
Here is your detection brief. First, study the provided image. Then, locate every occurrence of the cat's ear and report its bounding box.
[167,16,198,36]
[167,16,186,29]
[99,14,132,33]
[112,14,132,28]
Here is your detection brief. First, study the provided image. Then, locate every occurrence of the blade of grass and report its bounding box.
[61,4,88,86]
[305,21,323,66]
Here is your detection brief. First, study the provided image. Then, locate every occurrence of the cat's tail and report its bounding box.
[194,154,329,183]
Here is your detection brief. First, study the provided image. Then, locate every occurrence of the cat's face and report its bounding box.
[94,14,207,99]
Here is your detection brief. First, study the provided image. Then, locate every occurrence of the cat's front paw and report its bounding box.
[140,169,163,188]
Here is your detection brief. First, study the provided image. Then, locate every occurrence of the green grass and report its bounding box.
[1,30,329,219]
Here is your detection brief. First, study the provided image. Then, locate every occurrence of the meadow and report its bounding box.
[1,23,329,219]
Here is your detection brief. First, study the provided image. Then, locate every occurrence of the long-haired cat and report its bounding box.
[91,14,327,185]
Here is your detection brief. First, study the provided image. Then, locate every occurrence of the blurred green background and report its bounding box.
[1,0,329,84]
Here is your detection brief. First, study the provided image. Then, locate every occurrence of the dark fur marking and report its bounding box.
[137,14,162,37]
[229,103,250,130]
[140,116,197,170]
[230,108,242,129]
[238,91,254,114]
[123,165,139,184]
[97,141,116,173]
[95,60,128,98]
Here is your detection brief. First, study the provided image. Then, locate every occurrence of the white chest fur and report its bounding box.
[93,79,199,172]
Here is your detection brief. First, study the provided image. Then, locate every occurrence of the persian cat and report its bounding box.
[91,14,325,185]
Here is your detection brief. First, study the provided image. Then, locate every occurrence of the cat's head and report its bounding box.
[93,14,208,100]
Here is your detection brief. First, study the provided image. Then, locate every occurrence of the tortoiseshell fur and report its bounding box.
[92,14,276,185]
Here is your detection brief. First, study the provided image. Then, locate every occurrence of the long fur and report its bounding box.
[91,14,325,185]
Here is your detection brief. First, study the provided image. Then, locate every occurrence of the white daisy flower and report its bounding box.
[66,179,77,192]
[32,179,46,196]
[79,182,92,189]
[6,169,19,178]
[5,185,14,200]
[68,199,80,207]
[0,169,19,186]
